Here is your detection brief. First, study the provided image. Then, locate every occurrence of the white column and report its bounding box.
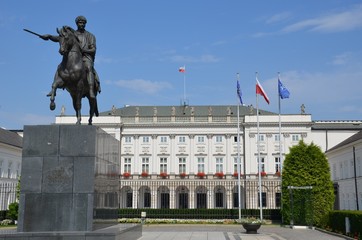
[225,134,231,174]
[151,188,157,209]
[133,188,139,209]
[170,134,176,174]
[189,182,195,209]
[208,188,214,209]
[207,134,213,174]
[189,135,195,174]
[227,189,232,209]
[170,186,175,209]
[134,135,140,174]
[152,135,157,174]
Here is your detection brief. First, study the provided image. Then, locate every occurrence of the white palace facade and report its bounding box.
[0,128,22,211]
[55,105,362,210]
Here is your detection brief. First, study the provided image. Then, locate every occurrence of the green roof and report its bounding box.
[0,128,22,148]
[326,130,362,152]
[100,105,277,117]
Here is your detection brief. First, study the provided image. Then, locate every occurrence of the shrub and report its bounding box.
[327,210,362,238]
[282,141,334,227]
[0,219,12,226]
[6,202,18,222]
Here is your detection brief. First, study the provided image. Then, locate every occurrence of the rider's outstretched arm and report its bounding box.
[40,34,60,42]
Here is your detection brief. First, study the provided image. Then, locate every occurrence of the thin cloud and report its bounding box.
[282,5,362,33]
[263,69,362,107]
[211,40,228,46]
[111,79,172,94]
[266,12,292,24]
[329,52,352,66]
[251,32,273,38]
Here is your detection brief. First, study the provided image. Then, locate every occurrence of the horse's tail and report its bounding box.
[94,97,99,117]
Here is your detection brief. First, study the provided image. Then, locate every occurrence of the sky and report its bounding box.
[1,0,362,129]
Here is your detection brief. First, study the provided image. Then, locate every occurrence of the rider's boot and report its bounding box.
[88,70,96,99]
[89,84,95,99]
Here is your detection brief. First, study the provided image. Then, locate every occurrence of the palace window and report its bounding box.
[274,134,280,141]
[292,134,299,142]
[124,157,131,173]
[196,187,207,209]
[197,136,205,143]
[126,191,133,208]
[340,162,344,179]
[142,136,150,143]
[258,192,267,207]
[144,191,151,208]
[179,136,186,143]
[160,192,170,209]
[257,157,265,172]
[234,157,243,173]
[275,192,281,207]
[160,136,168,143]
[275,157,281,172]
[215,135,223,143]
[160,157,168,173]
[197,157,205,173]
[142,157,149,173]
[124,136,132,143]
[233,192,239,208]
[179,157,186,174]
[216,157,223,173]
[258,134,265,142]
[179,192,188,209]
[215,188,224,208]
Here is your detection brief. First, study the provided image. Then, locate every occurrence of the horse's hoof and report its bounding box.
[50,102,56,111]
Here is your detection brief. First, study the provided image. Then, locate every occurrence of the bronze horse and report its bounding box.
[48,26,99,125]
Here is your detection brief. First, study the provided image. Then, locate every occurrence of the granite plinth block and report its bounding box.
[18,125,120,233]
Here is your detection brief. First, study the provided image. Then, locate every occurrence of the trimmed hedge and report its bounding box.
[327,210,362,238]
[118,208,281,221]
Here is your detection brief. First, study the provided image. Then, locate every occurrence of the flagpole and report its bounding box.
[236,73,242,221]
[278,72,284,223]
[256,72,263,221]
[183,65,186,105]
[278,72,283,173]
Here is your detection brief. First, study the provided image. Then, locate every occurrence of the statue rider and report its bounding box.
[40,16,100,99]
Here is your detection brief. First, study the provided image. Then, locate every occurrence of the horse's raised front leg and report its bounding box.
[48,70,64,111]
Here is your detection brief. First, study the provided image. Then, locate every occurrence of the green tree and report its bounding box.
[6,177,20,223]
[6,202,18,222]
[282,140,334,226]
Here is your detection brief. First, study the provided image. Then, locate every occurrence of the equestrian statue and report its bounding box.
[24,16,100,125]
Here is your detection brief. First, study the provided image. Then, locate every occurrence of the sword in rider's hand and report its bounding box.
[23,28,43,38]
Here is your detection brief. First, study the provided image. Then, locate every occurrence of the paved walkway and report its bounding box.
[139,224,351,240]
[0,224,352,240]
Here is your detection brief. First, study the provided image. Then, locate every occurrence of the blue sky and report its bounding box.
[1,0,362,129]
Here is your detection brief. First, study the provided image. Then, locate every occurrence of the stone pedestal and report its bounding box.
[18,125,120,232]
